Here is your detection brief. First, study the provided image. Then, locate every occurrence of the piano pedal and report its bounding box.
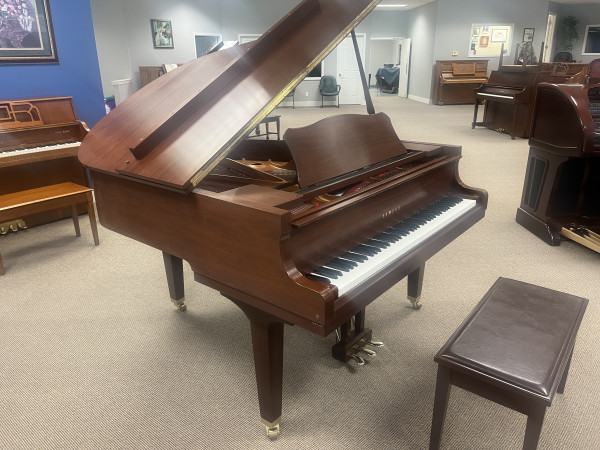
[350,354,366,366]
[171,298,187,311]
[368,340,385,347]
[358,346,376,357]
[1,220,27,234]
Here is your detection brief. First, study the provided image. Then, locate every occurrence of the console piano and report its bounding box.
[472,64,585,139]
[78,0,488,438]
[0,96,89,230]
[432,60,488,105]
[516,60,600,252]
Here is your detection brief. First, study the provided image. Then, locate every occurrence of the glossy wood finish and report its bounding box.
[472,65,585,139]
[516,78,600,245]
[430,278,587,450]
[0,97,89,226]
[79,0,381,192]
[78,0,488,434]
[432,60,488,105]
[0,182,99,274]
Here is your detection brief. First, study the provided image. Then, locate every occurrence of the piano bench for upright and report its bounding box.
[0,182,100,275]
[429,277,587,450]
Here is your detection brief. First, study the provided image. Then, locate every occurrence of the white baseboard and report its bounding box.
[407,94,431,104]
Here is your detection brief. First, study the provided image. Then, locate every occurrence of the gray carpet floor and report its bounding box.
[1,96,598,449]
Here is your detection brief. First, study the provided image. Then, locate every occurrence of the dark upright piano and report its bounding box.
[78,0,488,439]
[472,64,585,139]
[516,60,600,251]
[0,96,89,231]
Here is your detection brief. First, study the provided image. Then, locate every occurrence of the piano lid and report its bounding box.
[78,0,381,193]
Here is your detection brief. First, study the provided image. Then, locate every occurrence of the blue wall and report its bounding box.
[0,0,105,128]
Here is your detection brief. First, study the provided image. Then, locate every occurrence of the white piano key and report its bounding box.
[0,141,79,158]
[311,197,477,297]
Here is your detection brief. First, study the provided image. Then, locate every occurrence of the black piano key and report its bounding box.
[373,232,399,243]
[314,267,343,280]
[324,258,357,271]
[306,273,331,284]
[340,252,368,263]
[365,239,390,248]
[351,244,380,256]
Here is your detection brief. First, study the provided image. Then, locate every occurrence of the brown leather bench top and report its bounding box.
[435,277,588,403]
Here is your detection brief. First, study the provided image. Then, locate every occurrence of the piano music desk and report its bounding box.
[0,182,99,275]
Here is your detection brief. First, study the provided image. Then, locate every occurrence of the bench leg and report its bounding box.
[429,364,452,450]
[523,405,546,450]
[86,193,100,246]
[71,204,81,237]
[557,347,574,394]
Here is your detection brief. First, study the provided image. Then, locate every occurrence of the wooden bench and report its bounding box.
[429,277,588,450]
[0,182,99,275]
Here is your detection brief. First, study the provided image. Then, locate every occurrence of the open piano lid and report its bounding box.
[78,0,381,193]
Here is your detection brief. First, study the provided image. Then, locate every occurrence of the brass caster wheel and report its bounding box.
[171,298,187,311]
[265,424,280,440]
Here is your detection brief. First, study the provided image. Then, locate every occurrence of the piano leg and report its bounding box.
[407,265,424,309]
[162,252,186,311]
[472,99,481,129]
[230,299,284,440]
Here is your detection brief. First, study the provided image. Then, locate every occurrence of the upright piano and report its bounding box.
[0,96,89,231]
[432,60,488,105]
[472,64,585,139]
[516,60,600,251]
[78,0,488,438]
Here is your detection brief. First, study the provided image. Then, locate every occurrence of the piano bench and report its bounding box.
[429,277,587,450]
[0,182,100,275]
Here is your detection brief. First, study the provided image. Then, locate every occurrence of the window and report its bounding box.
[582,25,600,55]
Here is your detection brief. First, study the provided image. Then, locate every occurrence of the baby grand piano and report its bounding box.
[78,0,487,439]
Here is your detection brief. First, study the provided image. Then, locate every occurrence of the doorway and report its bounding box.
[336,33,366,105]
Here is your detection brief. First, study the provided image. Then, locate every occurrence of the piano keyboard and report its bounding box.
[307,196,477,296]
[0,142,80,168]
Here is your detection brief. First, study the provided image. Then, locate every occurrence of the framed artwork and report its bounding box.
[0,0,58,64]
[151,19,173,49]
[469,23,513,57]
[491,29,508,43]
[523,28,534,43]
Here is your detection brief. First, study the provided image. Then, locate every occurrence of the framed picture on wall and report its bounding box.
[0,0,58,64]
[151,19,174,49]
[523,28,535,43]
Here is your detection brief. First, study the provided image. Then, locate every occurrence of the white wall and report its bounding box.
[91,0,600,104]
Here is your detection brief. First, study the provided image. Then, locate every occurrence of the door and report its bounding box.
[396,38,411,98]
[336,33,366,105]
